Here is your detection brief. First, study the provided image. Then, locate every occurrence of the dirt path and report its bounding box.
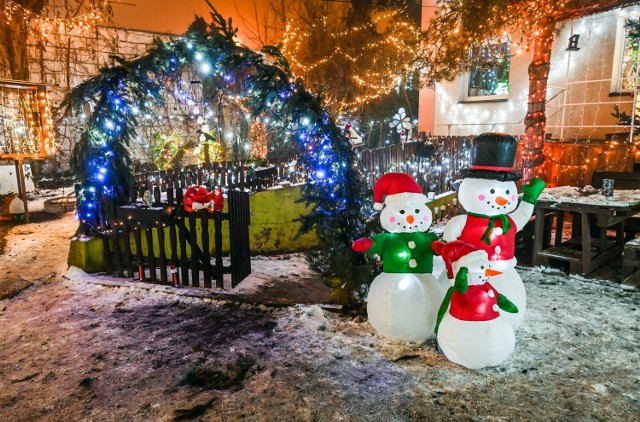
[0,214,77,299]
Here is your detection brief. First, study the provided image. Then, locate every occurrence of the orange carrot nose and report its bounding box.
[485,268,502,277]
[406,215,415,224]
[495,196,509,206]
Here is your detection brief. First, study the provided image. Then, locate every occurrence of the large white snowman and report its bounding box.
[434,240,519,369]
[352,173,448,341]
[441,133,545,329]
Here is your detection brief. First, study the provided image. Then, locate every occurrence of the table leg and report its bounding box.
[533,207,547,266]
[554,211,564,246]
[580,212,591,274]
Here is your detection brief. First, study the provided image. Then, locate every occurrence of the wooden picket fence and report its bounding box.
[358,137,474,194]
[135,161,291,194]
[101,189,251,289]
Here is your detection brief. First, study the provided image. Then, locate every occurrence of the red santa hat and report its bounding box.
[432,240,486,279]
[373,172,426,211]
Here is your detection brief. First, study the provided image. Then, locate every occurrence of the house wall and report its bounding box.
[422,5,640,141]
[546,6,640,142]
[430,43,533,137]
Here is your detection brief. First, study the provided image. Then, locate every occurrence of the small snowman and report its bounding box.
[442,133,545,329]
[352,173,448,341]
[433,240,519,369]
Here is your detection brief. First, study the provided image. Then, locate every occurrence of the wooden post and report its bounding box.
[14,159,29,223]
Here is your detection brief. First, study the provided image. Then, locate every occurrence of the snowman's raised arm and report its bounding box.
[511,178,547,231]
[510,201,534,231]
[442,215,468,242]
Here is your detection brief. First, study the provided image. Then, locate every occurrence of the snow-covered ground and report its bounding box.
[0,211,639,420]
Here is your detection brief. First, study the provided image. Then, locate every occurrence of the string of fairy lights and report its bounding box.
[541,9,640,187]
[280,9,421,113]
[0,83,55,158]
[1,0,108,38]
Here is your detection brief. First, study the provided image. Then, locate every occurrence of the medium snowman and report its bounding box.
[433,240,519,369]
[441,133,545,329]
[352,173,448,341]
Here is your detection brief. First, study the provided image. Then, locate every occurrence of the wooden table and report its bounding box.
[532,187,640,274]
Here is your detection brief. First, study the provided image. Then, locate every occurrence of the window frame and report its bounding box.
[610,14,640,95]
[462,41,512,102]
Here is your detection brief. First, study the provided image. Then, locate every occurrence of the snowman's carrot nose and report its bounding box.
[485,268,502,277]
[406,215,415,224]
[495,196,508,206]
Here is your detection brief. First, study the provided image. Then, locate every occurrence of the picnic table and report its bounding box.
[532,186,640,274]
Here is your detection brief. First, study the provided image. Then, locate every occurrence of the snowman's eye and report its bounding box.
[490,189,495,194]
[399,210,405,214]
[480,265,485,269]
[415,209,420,213]
[506,189,510,194]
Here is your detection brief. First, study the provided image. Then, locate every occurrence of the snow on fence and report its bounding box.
[102,189,251,289]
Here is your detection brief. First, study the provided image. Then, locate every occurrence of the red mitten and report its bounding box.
[352,238,373,252]
[431,240,446,255]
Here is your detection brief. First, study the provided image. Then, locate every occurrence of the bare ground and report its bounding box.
[0,214,639,421]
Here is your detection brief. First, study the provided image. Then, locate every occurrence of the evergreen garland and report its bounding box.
[62,5,376,309]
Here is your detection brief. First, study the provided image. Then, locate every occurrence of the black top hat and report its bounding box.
[460,132,522,181]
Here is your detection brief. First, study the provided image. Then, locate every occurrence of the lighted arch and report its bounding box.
[62,9,372,273]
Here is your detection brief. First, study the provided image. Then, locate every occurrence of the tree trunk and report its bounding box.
[0,0,46,80]
[522,19,556,182]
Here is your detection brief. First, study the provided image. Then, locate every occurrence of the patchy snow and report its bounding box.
[540,186,640,207]
[0,213,639,420]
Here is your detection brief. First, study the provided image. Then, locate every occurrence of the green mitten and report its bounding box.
[454,267,469,293]
[522,178,546,205]
[497,294,519,313]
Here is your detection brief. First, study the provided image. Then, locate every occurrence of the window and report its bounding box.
[611,16,640,93]
[463,42,511,101]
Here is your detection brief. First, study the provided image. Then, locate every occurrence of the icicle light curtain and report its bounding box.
[0,79,55,159]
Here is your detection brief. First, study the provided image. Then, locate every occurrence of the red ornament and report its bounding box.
[183,186,221,212]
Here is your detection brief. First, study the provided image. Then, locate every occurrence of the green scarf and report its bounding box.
[467,212,512,245]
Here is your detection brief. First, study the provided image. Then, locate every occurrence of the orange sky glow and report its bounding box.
[109,0,267,47]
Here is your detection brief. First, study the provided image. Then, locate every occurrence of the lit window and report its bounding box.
[463,42,511,101]
[611,16,640,93]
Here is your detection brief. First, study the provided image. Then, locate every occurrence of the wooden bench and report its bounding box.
[623,237,640,285]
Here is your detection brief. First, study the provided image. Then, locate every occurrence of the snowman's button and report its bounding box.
[495,246,502,254]
[408,241,416,249]
[493,304,500,312]
[493,227,504,236]
[409,259,417,268]
[488,289,495,298]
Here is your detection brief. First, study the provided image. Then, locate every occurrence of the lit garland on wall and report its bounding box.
[281,8,422,113]
[419,0,635,182]
[62,7,374,304]
[0,81,55,158]
[2,0,108,38]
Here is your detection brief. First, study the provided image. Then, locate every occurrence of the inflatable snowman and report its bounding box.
[433,240,519,369]
[441,133,545,329]
[352,173,448,341]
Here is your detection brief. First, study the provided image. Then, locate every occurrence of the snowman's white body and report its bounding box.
[443,178,533,329]
[437,314,515,369]
[368,272,448,341]
[367,192,446,341]
[436,249,517,369]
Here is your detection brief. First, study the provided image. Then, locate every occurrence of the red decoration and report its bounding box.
[183,186,224,212]
[449,282,500,322]
[373,172,424,210]
[351,237,373,252]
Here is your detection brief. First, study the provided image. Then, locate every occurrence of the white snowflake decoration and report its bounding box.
[389,108,412,134]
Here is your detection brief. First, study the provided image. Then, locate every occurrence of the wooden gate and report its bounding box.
[101,189,251,289]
